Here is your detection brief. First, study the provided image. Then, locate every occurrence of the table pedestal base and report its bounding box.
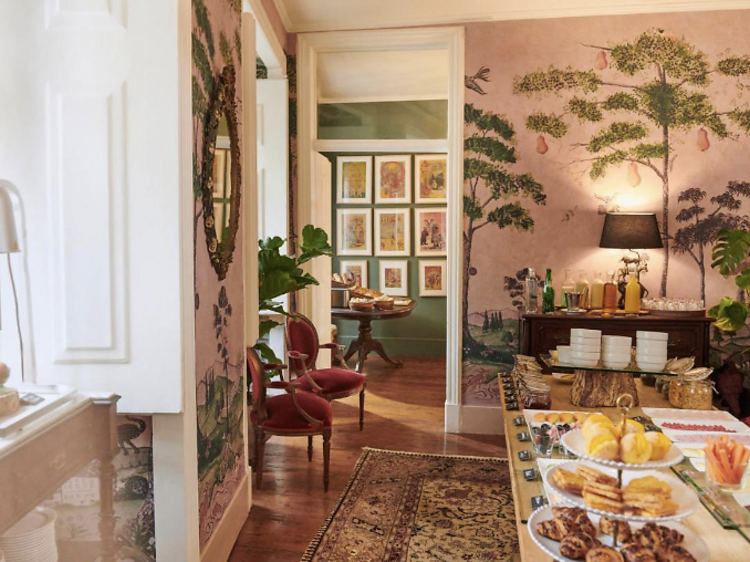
[344,318,403,373]
[570,370,639,407]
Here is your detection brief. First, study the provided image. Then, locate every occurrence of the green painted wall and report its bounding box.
[325,152,447,358]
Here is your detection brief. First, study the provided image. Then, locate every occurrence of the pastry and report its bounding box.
[584,480,623,501]
[560,531,599,560]
[645,431,672,461]
[655,545,696,562]
[639,499,679,518]
[551,506,589,523]
[583,419,617,440]
[624,476,672,498]
[586,546,625,562]
[575,413,587,425]
[588,433,620,461]
[620,433,653,464]
[546,412,560,424]
[630,523,683,549]
[553,468,585,495]
[599,516,632,543]
[536,518,571,541]
[583,490,624,513]
[624,419,645,434]
[534,412,547,422]
[621,544,658,562]
[577,465,619,486]
[560,412,575,424]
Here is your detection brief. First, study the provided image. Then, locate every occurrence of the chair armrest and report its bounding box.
[267,380,301,390]
[288,351,324,393]
[321,343,348,369]
[263,363,288,371]
[319,343,341,350]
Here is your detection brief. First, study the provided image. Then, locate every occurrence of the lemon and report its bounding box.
[620,432,653,464]
[644,431,672,460]
[624,419,645,435]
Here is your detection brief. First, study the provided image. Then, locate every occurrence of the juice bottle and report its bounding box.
[624,275,641,313]
[575,270,590,308]
[561,269,575,306]
[542,269,555,313]
[525,268,539,313]
[602,270,618,312]
[590,271,605,309]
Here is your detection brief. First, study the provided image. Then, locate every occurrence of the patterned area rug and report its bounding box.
[302,448,519,562]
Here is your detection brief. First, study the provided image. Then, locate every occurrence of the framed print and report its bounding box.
[339,260,368,288]
[337,209,372,256]
[419,260,447,297]
[374,208,411,257]
[379,260,409,297]
[336,156,372,204]
[415,154,447,203]
[374,155,411,204]
[415,208,447,256]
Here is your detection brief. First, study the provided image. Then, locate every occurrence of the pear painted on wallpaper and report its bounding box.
[697,128,710,151]
[627,162,641,188]
[594,50,608,70]
[536,135,549,154]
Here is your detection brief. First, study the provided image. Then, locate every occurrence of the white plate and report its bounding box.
[528,503,710,562]
[0,508,56,539]
[561,429,684,469]
[637,331,668,341]
[642,408,738,422]
[653,419,750,436]
[668,431,750,447]
[544,461,699,522]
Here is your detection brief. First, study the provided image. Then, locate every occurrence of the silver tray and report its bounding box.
[0,384,77,438]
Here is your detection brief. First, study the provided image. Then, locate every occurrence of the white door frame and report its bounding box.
[297,27,464,433]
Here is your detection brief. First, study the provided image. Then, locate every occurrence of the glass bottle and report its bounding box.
[561,269,575,307]
[542,268,555,313]
[624,274,641,313]
[525,268,539,314]
[603,270,618,312]
[590,271,605,310]
[575,270,590,309]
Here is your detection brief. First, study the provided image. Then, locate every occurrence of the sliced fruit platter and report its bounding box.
[529,503,709,562]
[544,461,699,522]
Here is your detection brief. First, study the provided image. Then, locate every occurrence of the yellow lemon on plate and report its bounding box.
[624,419,645,435]
[644,431,672,461]
[620,432,653,464]
[587,433,619,461]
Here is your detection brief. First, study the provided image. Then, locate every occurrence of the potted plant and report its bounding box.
[710,229,750,334]
[255,225,332,372]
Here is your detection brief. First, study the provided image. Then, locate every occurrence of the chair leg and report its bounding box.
[307,435,313,462]
[323,431,331,492]
[255,429,266,490]
[359,389,365,431]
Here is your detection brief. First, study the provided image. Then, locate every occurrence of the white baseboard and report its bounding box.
[460,405,504,435]
[200,471,251,562]
[444,401,461,433]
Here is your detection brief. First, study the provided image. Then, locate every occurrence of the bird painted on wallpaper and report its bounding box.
[465,66,491,95]
[595,193,621,215]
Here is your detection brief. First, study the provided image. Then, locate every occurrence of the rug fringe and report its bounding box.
[300,447,509,561]
[362,447,510,463]
[300,448,373,562]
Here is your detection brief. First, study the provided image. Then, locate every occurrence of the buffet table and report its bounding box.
[503,376,749,561]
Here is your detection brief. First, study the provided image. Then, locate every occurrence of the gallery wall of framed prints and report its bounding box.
[330,153,448,300]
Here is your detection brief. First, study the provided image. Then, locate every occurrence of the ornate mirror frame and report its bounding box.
[201,65,242,281]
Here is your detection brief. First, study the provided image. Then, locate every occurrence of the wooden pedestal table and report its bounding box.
[332,301,416,373]
[502,377,750,562]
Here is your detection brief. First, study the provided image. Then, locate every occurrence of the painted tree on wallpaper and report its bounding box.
[673,182,750,302]
[514,29,750,297]
[463,94,546,358]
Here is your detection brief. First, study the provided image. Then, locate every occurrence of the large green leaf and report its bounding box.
[298,225,333,264]
[709,296,749,332]
[711,229,750,276]
[253,342,283,379]
[736,268,750,292]
[259,318,281,340]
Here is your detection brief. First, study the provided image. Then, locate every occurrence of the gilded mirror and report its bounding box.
[201,65,241,280]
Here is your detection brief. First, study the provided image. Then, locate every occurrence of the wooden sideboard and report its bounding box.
[520,312,714,367]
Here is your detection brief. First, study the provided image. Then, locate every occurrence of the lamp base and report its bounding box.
[0,387,20,417]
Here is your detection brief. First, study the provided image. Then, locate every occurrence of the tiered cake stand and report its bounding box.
[528,394,710,562]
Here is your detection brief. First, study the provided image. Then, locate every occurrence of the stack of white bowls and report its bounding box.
[569,328,601,367]
[0,507,57,562]
[601,335,632,369]
[556,345,572,364]
[636,331,669,371]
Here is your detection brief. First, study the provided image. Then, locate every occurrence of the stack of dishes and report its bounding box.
[601,335,632,369]
[0,507,57,562]
[569,329,601,368]
[636,331,668,371]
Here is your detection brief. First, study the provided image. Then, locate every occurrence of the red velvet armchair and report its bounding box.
[247,348,333,491]
[286,313,367,430]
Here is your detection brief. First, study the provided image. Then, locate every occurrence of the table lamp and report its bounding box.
[599,212,663,301]
[0,184,22,387]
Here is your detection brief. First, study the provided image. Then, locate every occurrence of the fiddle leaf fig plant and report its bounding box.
[254,225,332,369]
[710,228,750,333]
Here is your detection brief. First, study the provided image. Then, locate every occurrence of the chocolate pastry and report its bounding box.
[552,506,589,522]
[621,544,658,562]
[577,517,598,540]
[631,523,683,549]
[655,545,696,562]
[560,531,600,560]
[537,517,578,541]
[586,546,625,562]
[599,517,632,543]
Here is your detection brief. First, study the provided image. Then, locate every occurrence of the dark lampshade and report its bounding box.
[599,212,663,250]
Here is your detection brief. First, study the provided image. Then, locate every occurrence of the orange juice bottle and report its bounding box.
[624,275,641,313]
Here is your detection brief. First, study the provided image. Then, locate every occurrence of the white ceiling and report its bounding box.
[317,50,448,103]
[274,0,750,33]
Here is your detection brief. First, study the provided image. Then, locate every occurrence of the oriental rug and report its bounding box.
[301,448,519,562]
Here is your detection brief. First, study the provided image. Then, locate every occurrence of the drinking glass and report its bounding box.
[706,449,749,491]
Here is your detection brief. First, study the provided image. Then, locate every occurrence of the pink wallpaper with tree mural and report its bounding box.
[462,10,750,406]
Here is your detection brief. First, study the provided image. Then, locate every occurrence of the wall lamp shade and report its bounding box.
[599,212,663,250]
[0,186,19,254]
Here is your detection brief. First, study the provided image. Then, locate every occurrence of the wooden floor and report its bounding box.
[229,356,508,562]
